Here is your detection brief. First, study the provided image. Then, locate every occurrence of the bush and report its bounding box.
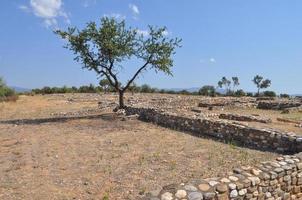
[263,90,277,97]
[234,89,246,97]
[280,93,290,98]
[246,92,254,97]
[0,78,18,102]
[198,85,216,97]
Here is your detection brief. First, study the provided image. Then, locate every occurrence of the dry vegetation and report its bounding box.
[1,94,300,199]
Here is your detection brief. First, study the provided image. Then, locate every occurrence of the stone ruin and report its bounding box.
[146,154,302,200]
[219,113,272,124]
[257,100,302,111]
[123,105,302,200]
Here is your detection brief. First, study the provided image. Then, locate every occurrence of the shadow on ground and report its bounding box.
[0,113,120,125]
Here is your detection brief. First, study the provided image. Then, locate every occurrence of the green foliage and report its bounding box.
[55,17,181,108]
[262,90,277,97]
[232,77,240,90]
[140,84,157,93]
[217,76,242,96]
[199,85,216,96]
[32,84,101,94]
[280,93,290,98]
[0,77,18,101]
[252,75,271,95]
[234,89,246,97]
[246,92,254,97]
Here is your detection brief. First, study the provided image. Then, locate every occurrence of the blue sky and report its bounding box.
[0,0,302,94]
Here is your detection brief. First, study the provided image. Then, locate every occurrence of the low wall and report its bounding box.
[257,101,301,110]
[125,107,302,154]
[146,154,302,200]
[219,113,271,124]
[124,107,302,199]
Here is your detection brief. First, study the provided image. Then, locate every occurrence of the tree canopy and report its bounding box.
[55,17,181,108]
[252,75,271,95]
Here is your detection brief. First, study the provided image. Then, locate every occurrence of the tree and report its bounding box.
[199,85,216,96]
[55,17,181,108]
[128,82,140,94]
[99,79,111,93]
[252,75,271,96]
[218,77,231,94]
[232,77,240,91]
[0,77,5,88]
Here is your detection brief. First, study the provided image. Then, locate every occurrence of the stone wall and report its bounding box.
[125,107,302,154]
[124,106,302,200]
[257,101,301,110]
[146,154,302,200]
[219,113,271,124]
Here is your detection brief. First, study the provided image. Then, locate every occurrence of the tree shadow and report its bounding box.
[0,113,120,125]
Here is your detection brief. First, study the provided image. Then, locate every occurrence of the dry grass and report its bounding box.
[0,94,282,199]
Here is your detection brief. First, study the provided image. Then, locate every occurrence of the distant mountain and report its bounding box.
[167,87,200,92]
[10,86,31,93]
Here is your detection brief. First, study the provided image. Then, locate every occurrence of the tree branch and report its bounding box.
[122,56,152,92]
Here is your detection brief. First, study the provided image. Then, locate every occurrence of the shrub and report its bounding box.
[0,78,18,102]
[280,93,290,98]
[246,92,254,97]
[234,89,246,97]
[198,85,216,96]
[263,90,277,97]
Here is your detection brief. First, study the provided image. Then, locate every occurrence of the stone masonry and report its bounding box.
[219,113,272,124]
[146,154,302,200]
[124,106,302,200]
[125,107,302,154]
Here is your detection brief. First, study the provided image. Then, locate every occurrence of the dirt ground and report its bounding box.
[0,94,282,199]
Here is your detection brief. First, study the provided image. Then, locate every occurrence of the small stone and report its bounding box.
[279,161,287,166]
[188,192,203,200]
[228,183,236,190]
[175,190,187,198]
[251,168,261,176]
[270,162,281,168]
[216,184,228,193]
[285,159,295,164]
[161,192,173,200]
[229,176,239,182]
[274,168,284,173]
[247,177,260,186]
[185,185,198,192]
[238,189,247,196]
[230,190,238,198]
[208,181,219,187]
[203,192,215,199]
[220,178,230,183]
[198,184,210,192]
[265,192,272,198]
[297,163,302,169]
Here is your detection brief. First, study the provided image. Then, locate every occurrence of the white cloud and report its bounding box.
[199,58,216,64]
[20,0,70,29]
[209,58,216,63]
[82,0,96,8]
[129,4,139,19]
[162,30,170,36]
[136,29,170,37]
[136,29,149,37]
[129,4,139,15]
[103,13,126,20]
[19,5,30,12]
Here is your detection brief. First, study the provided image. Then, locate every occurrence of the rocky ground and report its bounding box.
[0,93,283,200]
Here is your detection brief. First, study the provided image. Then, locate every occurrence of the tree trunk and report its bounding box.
[118,90,125,108]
